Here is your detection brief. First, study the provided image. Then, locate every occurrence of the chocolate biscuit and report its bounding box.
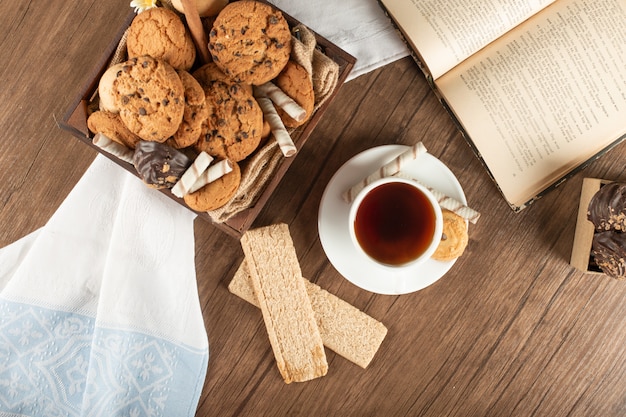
[587,182,626,231]
[133,140,191,189]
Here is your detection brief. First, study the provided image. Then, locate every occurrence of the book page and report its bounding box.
[437,0,626,208]
[380,0,556,79]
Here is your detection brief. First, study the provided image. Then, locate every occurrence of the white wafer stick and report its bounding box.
[171,151,213,198]
[255,95,297,157]
[189,159,234,193]
[92,133,134,165]
[342,142,427,203]
[393,172,481,224]
[255,82,307,122]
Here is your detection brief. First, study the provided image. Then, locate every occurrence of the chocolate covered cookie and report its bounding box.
[587,182,626,231]
[592,231,626,279]
[133,140,191,189]
[113,56,185,143]
[587,181,626,279]
[208,1,292,85]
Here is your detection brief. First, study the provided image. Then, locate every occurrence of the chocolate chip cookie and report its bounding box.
[208,0,292,85]
[193,63,263,162]
[113,56,185,142]
[168,70,208,149]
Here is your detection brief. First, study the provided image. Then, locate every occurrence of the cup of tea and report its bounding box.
[348,177,443,268]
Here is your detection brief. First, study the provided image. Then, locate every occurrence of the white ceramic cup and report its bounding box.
[348,177,443,268]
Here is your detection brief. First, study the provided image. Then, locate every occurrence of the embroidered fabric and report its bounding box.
[0,155,208,416]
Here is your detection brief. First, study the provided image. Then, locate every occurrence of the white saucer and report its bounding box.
[318,145,467,295]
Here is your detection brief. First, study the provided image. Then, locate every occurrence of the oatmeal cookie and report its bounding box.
[273,61,315,128]
[87,110,141,149]
[126,7,196,71]
[184,160,241,211]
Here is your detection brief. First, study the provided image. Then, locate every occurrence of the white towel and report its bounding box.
[272,0,409,80]
[0,155,208,416]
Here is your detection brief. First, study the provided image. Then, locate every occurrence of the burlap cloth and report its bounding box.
[103,8,340,223]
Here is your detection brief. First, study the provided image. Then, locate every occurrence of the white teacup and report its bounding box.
[348,177,443,268]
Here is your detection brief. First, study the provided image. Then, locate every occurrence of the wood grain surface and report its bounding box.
[1,1,625,416]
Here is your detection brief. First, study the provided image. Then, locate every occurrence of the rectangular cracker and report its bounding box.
[229,258,388,369]
[239,223,328,383]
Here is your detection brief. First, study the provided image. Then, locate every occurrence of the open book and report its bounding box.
[378,0,626,211]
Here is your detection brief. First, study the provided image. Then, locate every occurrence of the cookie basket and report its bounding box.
[59,1,355,238]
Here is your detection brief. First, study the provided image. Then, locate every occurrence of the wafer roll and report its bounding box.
[254,92,297,157]
[93,133,134,164]
[180,0,211,64]
[188,159,233,193]
[393,172,480,224]
[171,151,213,198]
[343,142,427,202]
[255,82,307,122]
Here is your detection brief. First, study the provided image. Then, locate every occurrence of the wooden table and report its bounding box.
[2,0,625,415]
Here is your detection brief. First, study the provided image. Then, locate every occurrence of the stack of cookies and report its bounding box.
[87,1,317,213]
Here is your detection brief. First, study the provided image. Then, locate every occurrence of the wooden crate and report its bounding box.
[59,3,355,238]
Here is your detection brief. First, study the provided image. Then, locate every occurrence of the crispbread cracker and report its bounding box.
[229,259,388,369]
[240,223,327,383]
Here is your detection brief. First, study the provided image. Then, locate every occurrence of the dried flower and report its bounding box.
[130,0,158,13]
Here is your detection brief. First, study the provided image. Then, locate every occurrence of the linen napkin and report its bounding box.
[271,0,409,80]
[0,155,208,416]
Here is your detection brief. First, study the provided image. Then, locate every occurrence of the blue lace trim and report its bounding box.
[0,299,208,416]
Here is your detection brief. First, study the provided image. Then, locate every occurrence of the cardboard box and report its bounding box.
[59,3,355,238]
[570,178,609,274]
